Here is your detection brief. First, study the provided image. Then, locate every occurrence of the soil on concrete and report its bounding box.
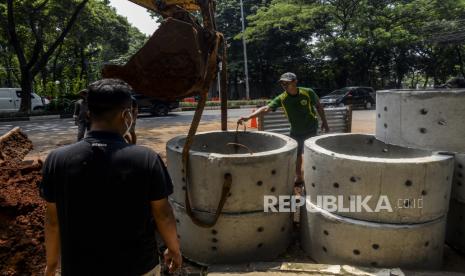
[0,159,44,276]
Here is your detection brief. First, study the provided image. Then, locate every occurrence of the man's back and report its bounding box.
[41,131,173,275]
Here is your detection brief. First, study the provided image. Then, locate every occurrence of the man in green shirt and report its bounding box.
[238,72,329,185]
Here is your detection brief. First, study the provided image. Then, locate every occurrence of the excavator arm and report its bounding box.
[103,0,229,228]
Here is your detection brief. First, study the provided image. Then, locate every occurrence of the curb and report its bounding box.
[178,106,249,111]
[29,115,61,121]
[0,117,30,122]
[0,114,73,123]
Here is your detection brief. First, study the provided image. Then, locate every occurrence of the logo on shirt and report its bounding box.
[91,143,107,147]
[300,99,308,106]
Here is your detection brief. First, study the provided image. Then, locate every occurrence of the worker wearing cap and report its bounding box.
[238,72,329,185]
[41,79,181,276]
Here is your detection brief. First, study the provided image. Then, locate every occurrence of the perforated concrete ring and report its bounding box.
[304,133,454,223]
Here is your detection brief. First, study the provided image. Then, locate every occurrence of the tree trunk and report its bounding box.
[337,66,348,88]
[396,75,403,89]
[456,46,465,79]
[52,44,63,81]
[41,67,48,92]
[19,69,33,113]
[233,71,238,100]
[410,71,415,88]
[423,75,429,88]
[3,56,14,87]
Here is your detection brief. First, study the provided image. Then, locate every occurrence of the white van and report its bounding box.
[0,88,47,112]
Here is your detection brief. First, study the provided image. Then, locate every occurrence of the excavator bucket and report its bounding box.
[102,18,212,101]
[0,127,33,164]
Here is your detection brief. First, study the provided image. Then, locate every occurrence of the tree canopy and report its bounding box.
[1,0,464,106]
[219,0,465,98]
[0,0,147,111]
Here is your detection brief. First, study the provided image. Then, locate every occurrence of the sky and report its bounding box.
[108,0,160,36]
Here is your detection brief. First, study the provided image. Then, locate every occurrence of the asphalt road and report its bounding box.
[0,108,375,157]
[0,109,253,136]
[0,108,377,136]
[0,109,257,156]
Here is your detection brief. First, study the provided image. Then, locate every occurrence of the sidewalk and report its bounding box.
[207,262,465,276]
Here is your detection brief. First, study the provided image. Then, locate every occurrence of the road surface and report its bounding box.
[0,109,375,158]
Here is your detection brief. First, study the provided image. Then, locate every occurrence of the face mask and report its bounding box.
[123,108,133,137]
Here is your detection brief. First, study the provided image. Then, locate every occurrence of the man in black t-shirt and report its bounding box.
[40,79,181,276]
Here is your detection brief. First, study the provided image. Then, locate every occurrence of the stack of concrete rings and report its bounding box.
[166,131,297,264]
[376,89,465,254]
[301,133,454,269]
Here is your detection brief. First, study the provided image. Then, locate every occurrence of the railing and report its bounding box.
[258,106,352,135]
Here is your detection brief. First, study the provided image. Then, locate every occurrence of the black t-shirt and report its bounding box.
[40,131,173,276]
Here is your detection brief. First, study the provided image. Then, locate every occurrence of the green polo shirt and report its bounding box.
[267,87,319,136]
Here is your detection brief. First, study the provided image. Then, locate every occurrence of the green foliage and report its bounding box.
[223,0,465,96]
[0,0,147,99]
[2,0,465,107]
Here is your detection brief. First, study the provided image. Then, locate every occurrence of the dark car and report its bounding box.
[320,87,375,109]
[133,93,179,116]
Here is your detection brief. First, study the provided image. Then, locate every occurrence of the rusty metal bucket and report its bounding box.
[102,18,212,101]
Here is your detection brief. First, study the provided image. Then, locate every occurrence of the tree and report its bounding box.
[235,0,465,94]
[2,0,88,112]
[0,0,147,104]
[43,1,147,96]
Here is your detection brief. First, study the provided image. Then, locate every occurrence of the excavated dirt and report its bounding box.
[0,160,44,276]
[0,128,33,164]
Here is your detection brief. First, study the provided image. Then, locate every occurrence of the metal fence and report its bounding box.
[258,106,352,135]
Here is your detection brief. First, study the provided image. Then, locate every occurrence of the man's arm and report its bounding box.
[315,100,329,132]
[45,203,60,276]
[237,105,271,125]
[150,199,182,273]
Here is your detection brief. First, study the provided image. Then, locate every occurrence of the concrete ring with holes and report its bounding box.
[376,89,465,253]
[303,133,454,223]
[300,201,446,270]
[166,131,297,264]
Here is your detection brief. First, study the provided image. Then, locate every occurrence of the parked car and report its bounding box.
[320,87,375,109]
[133,93,179,116]
[0,88,48,112]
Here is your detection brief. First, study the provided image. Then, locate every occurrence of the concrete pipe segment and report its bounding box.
[170,201,293,265]
[376,89,465,252]
[376,89,465,153]
[304,133,454,223]
[301,202,446,270]
[166,131,297,264]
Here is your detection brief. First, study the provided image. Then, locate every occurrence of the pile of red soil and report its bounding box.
[0,128,34,164]
[0,160,45,276]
